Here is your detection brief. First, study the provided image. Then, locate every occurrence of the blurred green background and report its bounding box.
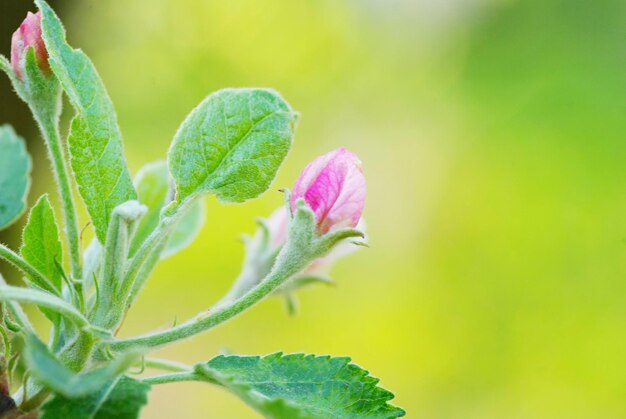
[1,0,626,417]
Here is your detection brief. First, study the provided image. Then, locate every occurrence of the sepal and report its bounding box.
[219,197,366,308]
[1,50,61,123]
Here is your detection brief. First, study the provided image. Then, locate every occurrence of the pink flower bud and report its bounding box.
[291,147,366,234]
[11,11,50,79]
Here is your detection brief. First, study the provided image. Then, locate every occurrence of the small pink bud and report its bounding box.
[11,11,50,79]
[291,147,366,234]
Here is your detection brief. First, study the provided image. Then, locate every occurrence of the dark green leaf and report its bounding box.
[42,376,150,419]
[197,353,405,418]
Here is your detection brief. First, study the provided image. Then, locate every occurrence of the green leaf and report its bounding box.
[130,161,205,258]
[20,194,63,325]
[168,88,297,204]
[129,162,170,256]
[197,353,405,419]
[162,195,205,258]
[21,194,63,291]
[42,376,151,419]
[36,0,137,243]
[23,334,137,398]
[0,125,31,230]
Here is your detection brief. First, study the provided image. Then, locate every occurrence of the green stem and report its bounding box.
[0,244,61,297]
[108,249,306,352]
[34,111,82,281]
[143,357,191,373]
[1,54,80,279]
[120,198,194,308]
[108,203,358,353]
[140,371,209,386]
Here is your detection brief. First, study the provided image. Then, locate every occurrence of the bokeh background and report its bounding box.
[1,0,626,417]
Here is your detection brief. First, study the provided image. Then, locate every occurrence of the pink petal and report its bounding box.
[291,147,366,234]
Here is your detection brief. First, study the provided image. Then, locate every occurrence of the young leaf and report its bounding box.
[196,353,405,418]
[129,162,170,256]
[0,125,31,230]
[23,334,138,398]
[42,376,150,419]
[168,88,297,204]
[161,196,205,259]
[83,239,103,289]
[130,161,205,258]
[36,0,137,242]
[21,194,63,291]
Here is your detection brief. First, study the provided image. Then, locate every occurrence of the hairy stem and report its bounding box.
[120,197,195,310]
[0,244,61,297]
[141,371,211,386]
[33,110,82,281]
[143,357,191,373]
[108,248,306,352]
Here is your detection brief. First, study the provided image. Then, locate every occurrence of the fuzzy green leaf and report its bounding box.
[0,125,31,230]
[36,0,137,242]
[21,194,63,291]
[24,334,137,398]
[42,376,150,419]
[130,161,205,258]
[168,88,297,204]
[197,353,405,419]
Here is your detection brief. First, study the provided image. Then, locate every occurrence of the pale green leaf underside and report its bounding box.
[162,196,205,258]
[168,88,297,204]
[36,0,136,242]
[200,353,405,418]
[21,194,63,291]
[130,160,205,258]
[129,161,170,256]
[42,376,150,419]
[0,125,31,230]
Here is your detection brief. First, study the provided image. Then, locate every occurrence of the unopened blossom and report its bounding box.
[290,147,366,234]
[11,11,50,79]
